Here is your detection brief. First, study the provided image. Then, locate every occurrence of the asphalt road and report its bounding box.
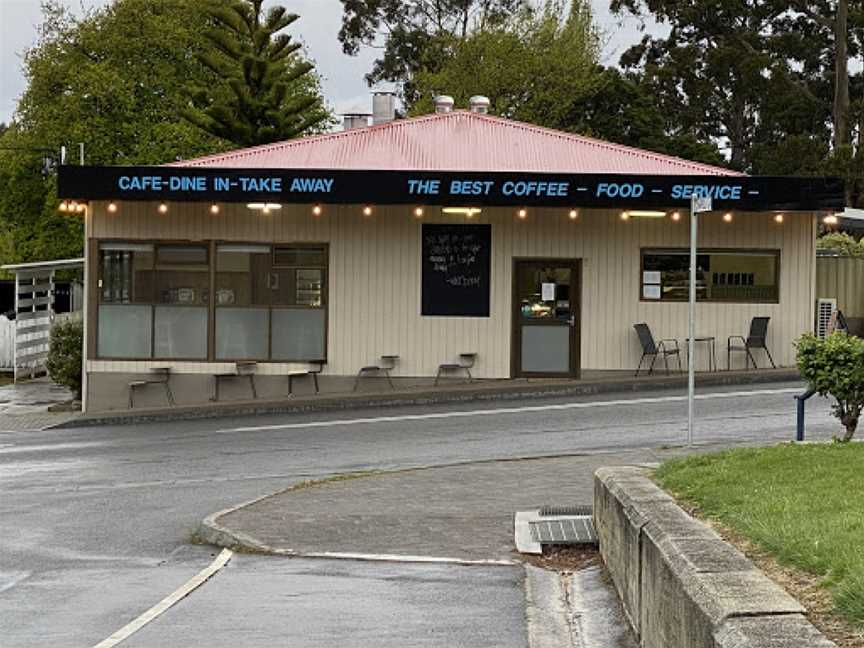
[0,381,838,647]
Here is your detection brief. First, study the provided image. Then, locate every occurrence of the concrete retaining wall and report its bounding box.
[593,466,836,648]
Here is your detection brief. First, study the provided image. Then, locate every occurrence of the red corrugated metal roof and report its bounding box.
[171,111,740,176]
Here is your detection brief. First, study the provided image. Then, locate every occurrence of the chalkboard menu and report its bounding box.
[422,223,491,317]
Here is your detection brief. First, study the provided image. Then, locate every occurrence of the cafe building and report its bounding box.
[57,97,844,412]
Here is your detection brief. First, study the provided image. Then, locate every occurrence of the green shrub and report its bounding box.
[796,331,864,441]
[46,318,83,400]
[816,232,864,257]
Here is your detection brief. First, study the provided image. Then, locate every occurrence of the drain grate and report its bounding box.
[539,504,593,517]
[529,516,597,545]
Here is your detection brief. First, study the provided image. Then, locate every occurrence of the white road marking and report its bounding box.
[90,548,233,648]
[0,571,31,594]
[218,388,802,434]
[273,549,517,566]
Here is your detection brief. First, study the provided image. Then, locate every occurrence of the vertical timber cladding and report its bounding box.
[87,203,816,376]
[421,223,492,317]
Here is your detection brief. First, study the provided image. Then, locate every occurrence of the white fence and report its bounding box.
[0,312,83,376]
[0,316,13,371]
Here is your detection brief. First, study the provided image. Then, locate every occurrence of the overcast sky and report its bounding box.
[0,0,656,124]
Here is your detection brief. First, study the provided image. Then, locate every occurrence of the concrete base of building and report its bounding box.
[66,367,801,428]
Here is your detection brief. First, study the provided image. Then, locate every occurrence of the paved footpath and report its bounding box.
[206,449,672,561]
[192,448,715,648]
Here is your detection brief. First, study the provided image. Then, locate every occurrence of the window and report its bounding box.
[154,245,209,359]
[641,249,779,303]
[215,245,271,360]
[272,244,326,307]
[97,241,328,361]
[97,243,154,358]
[97,242,210,359]
[270,245,327,360]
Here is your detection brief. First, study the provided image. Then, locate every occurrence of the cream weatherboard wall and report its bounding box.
[85,201,816,381]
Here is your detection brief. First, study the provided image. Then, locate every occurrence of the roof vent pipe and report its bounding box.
[469,95,490,114]
[372,91,396,125]
[342,113,370,130]
[434,95,454,114]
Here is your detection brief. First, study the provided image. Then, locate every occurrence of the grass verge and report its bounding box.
[655,442,864,640]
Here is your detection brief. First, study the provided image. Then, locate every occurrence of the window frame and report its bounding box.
[267,242,329,362]
[639,247,781,304]
[95,239,329,362]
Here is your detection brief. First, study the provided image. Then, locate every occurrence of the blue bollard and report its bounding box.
[795,388,816,441]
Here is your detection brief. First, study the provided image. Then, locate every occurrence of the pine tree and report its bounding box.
[183,0,331,147]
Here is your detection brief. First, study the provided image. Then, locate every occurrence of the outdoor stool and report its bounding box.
[128,367,174,409]
[353,355,399,392]
[434,353,477,386]
[212,361,257,401]
[286,361,324,396]
[728,316,775,370]
[633,323,681,377]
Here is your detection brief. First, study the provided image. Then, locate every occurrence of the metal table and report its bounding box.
[685,336,717,372]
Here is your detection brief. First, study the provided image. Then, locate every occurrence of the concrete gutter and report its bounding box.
[52,367,800,428]
[593,466,836,648]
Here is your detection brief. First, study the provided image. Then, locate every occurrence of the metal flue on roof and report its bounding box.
[172,111,739,176]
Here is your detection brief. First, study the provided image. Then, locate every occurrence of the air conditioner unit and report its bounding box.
[816,298,837,338]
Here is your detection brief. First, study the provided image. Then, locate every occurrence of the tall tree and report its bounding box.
[410,1,599,122]
[611,0,785,171]
[409,1,724,165]
[0,0,233,265]
[338,0,527,108]
[182,0,332,147]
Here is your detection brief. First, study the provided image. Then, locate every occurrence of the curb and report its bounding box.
[593,466,836,648]
[196,510,517,566]
[52,368,800,429]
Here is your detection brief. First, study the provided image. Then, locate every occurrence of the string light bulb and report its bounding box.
[517,208,527,220]
[824,214,839,225]
[158,203,168,214]
[312,204,322,216]
[723,212,733,223]
[107,202,118,213]
[414,207,424,218]
[774,213,784,223]
[671,211,681,221]
[209,204,220,215]
[58,201,68,212]
[620,211,630,221]
[568,209,579,220]
[363,205,373,217]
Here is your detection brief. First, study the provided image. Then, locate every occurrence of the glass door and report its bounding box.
[512,260,580,378]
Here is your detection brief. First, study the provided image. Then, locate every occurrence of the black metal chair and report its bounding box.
[633,323,681,377]
[727,316,775,370]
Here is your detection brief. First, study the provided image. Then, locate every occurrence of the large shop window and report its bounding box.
[214,243,326,361]
[97,241,327,361]
[98,243,210,359]
[641,249,779,303]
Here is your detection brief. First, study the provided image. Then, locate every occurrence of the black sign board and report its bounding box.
[57,165,846,212]
[422,224,491,317]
